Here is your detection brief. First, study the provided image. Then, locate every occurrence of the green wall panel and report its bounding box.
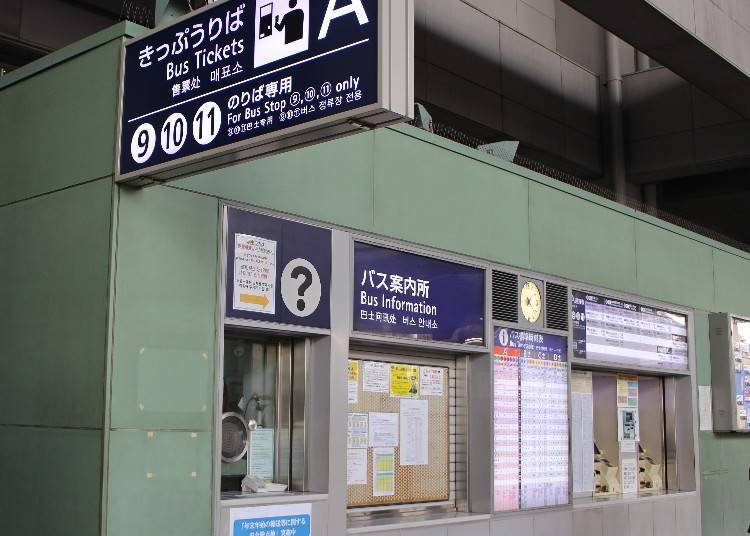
[372,129,530,267]
[713,249,750,316]
[173,132,375,231]
[0,179,111,428]
[634,222,715,311]
[0,40,121,205]
[529,182,637,292]
[110,186,218,430]
[0,426,102,536]
[106,430,211,536]
[693,311,711,386]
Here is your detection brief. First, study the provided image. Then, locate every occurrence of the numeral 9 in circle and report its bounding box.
[160,112,188,154]
[193,101,221,146]
[130,123,156,164]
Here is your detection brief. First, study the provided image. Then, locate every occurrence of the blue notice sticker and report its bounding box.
[233,514,311,536]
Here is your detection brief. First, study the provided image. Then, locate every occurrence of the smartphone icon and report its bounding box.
[259,3,273,39]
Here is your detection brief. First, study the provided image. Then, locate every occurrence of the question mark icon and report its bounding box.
[281,259,322,318]
[291,265,312,311]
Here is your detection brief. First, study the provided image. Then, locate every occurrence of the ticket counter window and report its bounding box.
[221,335,307,495]
[572,371,668,498]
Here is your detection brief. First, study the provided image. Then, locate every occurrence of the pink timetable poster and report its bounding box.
[493,327,569,512]
[493,347,520,511]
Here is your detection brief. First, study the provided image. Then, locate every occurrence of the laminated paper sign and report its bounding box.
[348,360,359,404]
[390,364,419,398]
[363,361,389,393]
[233,234,276,314]
[419,367,444,396]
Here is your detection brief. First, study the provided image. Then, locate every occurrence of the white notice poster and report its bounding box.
[420,367,444,396]
[363,361,390,393]
[347,413,369,449]
[347,448,368,485]
[233,233,276,314]
[571,371,594,495]
[368,412,398,447]
[699,385,713,432]
[621,458,639,494]
[399,399,429,465]
[372,447,396,497]
[229,503,311,536]
[247,428,275,482]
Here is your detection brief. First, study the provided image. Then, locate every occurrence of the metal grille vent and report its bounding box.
[492,270,518,323]
[545,282,569,332]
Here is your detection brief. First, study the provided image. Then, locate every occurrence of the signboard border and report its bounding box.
[571,287,690,373]
[349,234,490,353]
[114,0,413,185]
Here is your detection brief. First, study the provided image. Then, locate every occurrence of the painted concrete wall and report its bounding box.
[2,23,750,536]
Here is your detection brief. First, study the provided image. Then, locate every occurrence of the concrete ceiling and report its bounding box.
[561,0,750,121]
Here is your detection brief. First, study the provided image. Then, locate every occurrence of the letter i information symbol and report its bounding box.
[254,0,309,68]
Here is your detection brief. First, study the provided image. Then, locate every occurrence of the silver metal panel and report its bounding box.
[275,340,293,486]
[572,508,603,536]
[708,312,742,432]
[490,514,534,535]
[627,501,654,536]
[291,338,309,490]
[674,374,697,492]
[329,228,355,535]
[663,377,679,491]
[467,349,493,514]
[533,510,573,536]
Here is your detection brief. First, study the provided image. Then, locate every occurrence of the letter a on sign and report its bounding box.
[318,0,369,39]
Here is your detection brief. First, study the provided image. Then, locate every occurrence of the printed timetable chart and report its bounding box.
[493,347,520,511]
[572,291,688,371]
[493,328,570,512]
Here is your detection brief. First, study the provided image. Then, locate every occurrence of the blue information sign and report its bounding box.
[233,513,311,536]
[353,242,485,345]
[494,327,567,362]
[119,0,378,178]
[226,207,330,328]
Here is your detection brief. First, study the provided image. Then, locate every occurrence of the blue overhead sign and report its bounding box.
[226,207,331,328]
[353,242,485,345]
[117,0,408,183]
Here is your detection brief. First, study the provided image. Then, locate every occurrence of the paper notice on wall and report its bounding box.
[617,374,639,407]
[233,233,276,314]
[617,407,640,441]
[620,458,639,494]
[347,413,369,448]
[362,361,389,393]
[399,399,429,465]
[620,440,637,453]
[347,448,368,485]
[420,367,444,396]
[372,447,396,497]
[699,385,713,432]
[368,412,398,447]
[390,364,419,398]
[247,428,275,482]
[348,360,359,404]
[572,371,594,495]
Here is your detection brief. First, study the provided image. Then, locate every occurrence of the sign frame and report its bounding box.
[349,235,488,352]
[114,0,413,186]
[221,203,332,331]
[571,287,690,373]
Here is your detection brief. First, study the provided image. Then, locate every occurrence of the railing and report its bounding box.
[412,116,750,255]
